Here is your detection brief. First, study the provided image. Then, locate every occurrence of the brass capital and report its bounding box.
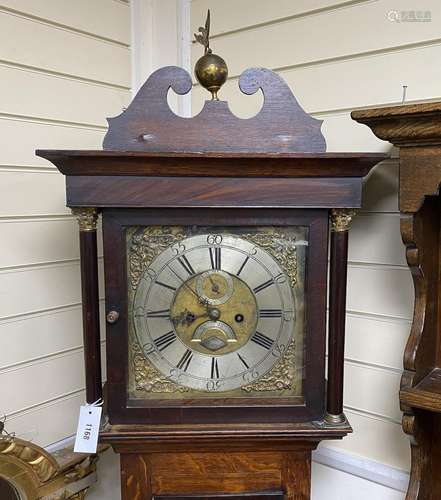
[330,208,357,232]
[71,208,99,232]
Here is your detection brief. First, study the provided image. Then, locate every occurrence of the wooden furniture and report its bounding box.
[37,63,385,499]
[352,103,441,500]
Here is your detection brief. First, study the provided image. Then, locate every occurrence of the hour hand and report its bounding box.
[171,309,207,326]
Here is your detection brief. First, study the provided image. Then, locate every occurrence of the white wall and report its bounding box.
[3,0,439,498]
[0,0,131,448]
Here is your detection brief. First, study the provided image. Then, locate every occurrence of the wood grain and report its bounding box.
[66,176,362,209]
[327,230,349,416]
[116,449,317,500]
[353,101,441,500]
[102,66,326,153]
[36,150,387,178]
[78,229,102,403]
[102,209,328,425]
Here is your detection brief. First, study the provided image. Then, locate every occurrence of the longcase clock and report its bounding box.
[37,18,386,500]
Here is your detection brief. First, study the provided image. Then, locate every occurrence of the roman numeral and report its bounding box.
[209,247,221,270]
[253,279,274,294]
[259,309,282,318]
[147,309,170,318]
[251,331,274,350]
[211,358,220,379]
[237,353,249,369]
[177,255,195,276]
[154,331,176,351]
[177,349,193,371]
[155,280,176,291]
[236,256,249,276]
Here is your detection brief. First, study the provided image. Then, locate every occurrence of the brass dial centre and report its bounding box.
[170,271,258,356]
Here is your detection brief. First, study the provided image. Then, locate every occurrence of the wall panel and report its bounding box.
[1,302,105,370]
[0,64,130,126]
[326,410,410,471]
[0,218,103,269]
[192,42,441,116]
[191,0,441,78]
[0,261,104,319]
[0,170,69,217]
[345,313,410,371]
[192,0,363,37]
[0,10,130,86]
[0,0,130,44]
[347,265,414,320]
[0,118,105,167]
[0,0,129,449]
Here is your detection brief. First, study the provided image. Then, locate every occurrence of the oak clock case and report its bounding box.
[36,13,387,497]
[104,209,327,424]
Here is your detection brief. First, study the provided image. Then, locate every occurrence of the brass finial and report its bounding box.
[194,10,228,100]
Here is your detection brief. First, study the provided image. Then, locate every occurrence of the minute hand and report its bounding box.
[168,266,208,306]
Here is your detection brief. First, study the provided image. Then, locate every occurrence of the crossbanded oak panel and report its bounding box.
[151,452,282,495]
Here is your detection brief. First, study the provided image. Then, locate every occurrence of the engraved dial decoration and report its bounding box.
[131,231,300,393]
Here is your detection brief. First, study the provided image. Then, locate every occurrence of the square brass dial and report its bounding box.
[126,225,307,400]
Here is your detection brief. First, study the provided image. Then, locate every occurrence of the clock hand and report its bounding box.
[171,309,209,326]
[168,265,209,306]
[208,275,220,294]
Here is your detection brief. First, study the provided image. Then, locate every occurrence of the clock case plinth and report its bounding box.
[37,66,386,499]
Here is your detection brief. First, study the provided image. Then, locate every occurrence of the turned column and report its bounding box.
[326,208,356,422]
[72,207,102,404]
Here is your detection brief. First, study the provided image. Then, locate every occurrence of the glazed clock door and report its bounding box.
[129,229,299,396]
[103,209,328,424]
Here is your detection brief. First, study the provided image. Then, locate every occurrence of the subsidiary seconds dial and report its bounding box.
[132,233,295,392]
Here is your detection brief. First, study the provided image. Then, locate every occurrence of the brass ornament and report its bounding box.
[0,437,100,499]
[0,437,58,483]
[241,338,297,393]
[128,226,186,289]
[243,231,298,288]
[132,339,189,394]
[330,208,357,232]
[71,208,99,232]
[128,226,189,394]
[194,10,228,100]
[170,271,258,356]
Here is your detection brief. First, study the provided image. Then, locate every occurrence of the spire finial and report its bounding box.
[193,10,228,100]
